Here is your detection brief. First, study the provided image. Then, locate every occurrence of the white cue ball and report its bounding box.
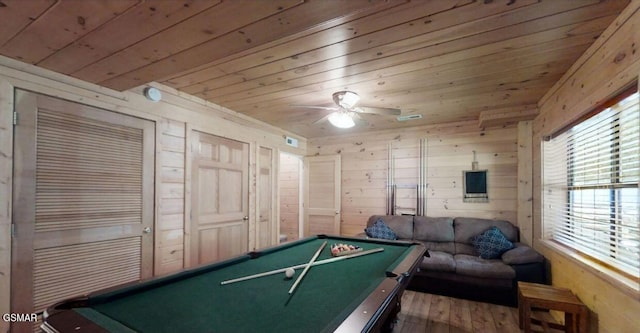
[285,268,295,278]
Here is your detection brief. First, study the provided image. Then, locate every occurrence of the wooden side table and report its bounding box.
[518,281,588,333]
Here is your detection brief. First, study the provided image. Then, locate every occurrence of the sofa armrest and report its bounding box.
[501,243,544,265]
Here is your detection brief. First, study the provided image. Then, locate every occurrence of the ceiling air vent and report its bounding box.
[396,114,422,122]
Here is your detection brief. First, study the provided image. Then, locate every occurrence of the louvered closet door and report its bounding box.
[11,91,154,333]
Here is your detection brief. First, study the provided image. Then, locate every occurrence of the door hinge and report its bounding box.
[11,223,15,237]
[13,111,18,125]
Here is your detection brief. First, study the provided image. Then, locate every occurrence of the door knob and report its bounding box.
[243,216,249,220]
[143,227,152,234]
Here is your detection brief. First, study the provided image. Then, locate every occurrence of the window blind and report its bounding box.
[543,91,640,279]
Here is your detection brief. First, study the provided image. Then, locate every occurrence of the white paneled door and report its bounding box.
[256,146,276,249]
[189,131,249,266]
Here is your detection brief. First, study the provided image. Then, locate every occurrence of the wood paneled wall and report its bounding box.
[308,121,521,237]
[517,121,533,245]
[279,153,301,242]
[156,119,186,274]
[0,55,307,332]
[533,2,640,332]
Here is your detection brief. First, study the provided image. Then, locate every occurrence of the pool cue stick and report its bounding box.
[220,247,384,285]
[288,241,327,294]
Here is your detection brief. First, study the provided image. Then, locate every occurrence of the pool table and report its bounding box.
[41,235,426,333]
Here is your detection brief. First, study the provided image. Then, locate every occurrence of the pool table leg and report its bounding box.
[380,298,401,333]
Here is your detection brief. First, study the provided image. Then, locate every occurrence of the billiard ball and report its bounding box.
[285,268,295,279]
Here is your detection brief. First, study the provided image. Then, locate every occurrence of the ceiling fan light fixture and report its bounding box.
[328,111,355,128]
[334,91,360,109]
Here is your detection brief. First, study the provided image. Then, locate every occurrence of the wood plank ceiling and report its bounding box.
[0,0,629,138]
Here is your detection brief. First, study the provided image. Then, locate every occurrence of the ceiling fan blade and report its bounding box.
[351,112,369,126]
[312,113,332,124]
[354,106,401,116]
[291,105,338,111]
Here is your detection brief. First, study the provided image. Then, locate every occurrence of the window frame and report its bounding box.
[542,84,639,290]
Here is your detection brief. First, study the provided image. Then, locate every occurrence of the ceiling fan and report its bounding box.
[293,91,401,128]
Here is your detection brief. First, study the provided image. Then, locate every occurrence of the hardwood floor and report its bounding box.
[395,290,558,333]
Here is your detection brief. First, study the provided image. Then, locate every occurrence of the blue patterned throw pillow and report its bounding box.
[470,226,514,259]
[364,219,397,240]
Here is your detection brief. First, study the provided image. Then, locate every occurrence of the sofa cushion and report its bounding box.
[413,216,454,242]
[366,215,413,239]
[419,241,456,254]
[419,251,455,272]
[502,243,544,264]
[453,217,518,244]
[364,218,397,240]
[471,227,514,259]
[455,242,477,256]
[454,254,516,279]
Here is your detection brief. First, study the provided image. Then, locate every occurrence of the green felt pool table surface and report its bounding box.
[42,235,426,333]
